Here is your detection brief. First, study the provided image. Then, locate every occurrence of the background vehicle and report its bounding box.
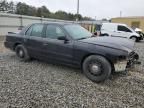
[135,28,144,39]
[101,23,142,42]
[4,23,139,82]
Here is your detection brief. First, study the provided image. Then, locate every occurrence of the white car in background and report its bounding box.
[101,23,142,42]
[135,28,144,39]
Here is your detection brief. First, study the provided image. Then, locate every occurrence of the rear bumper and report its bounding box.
[4,41,14,50]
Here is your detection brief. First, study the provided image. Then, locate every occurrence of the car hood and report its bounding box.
[79,37,135,52]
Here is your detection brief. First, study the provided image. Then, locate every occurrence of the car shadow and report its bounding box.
[7,53,133,83]
[137,40,144,43]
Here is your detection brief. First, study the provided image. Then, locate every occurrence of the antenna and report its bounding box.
[76,0,79,21]
[120,11,122,17]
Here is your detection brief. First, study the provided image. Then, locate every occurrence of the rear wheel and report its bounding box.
[15,45,30,61]
[82,55,112,83]
[102,33,109,36]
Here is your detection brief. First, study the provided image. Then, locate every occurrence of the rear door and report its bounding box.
[113,25,132,38]
[24,24,46,58]
[42,24,74,65]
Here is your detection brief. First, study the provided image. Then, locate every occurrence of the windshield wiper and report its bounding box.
[77,36,92,40]
[77,37,88,40]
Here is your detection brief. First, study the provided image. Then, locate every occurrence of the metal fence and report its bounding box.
[0,13,76,36]
[0,13,109,37]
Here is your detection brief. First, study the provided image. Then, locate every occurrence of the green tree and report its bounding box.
[83,16,92,20]
[16,2,28,15]
[0,0,15,13]
[1,1,92,20]
[36,8,42,17]
[27,6,37,16]
[0,0,7,11]
[55,10,68,20]
[36,6,50,17]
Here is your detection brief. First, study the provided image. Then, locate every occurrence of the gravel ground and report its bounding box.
[0,41,9,53]
[0,41,144,108]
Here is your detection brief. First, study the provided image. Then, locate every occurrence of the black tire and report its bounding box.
[101,33,109,36]
[15,45,30,61]
[82,55,111,83]
[130,36,138,42]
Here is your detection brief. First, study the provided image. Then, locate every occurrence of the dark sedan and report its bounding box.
[4,23,139,82]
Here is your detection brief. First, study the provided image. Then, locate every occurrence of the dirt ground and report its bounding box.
[0,41,144,108]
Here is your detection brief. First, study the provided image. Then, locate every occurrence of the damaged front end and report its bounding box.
[114,51,140,72]
[115,39,141,72]
[127,51,141,68]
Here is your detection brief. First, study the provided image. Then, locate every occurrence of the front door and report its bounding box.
[114,25,132,38]
[42,24,74,65]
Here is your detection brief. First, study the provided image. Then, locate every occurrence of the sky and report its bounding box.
[7,0,144,19]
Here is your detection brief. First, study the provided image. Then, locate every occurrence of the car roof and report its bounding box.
[19,22,79,35]
[102,23,126,26]
[32,22,77,26]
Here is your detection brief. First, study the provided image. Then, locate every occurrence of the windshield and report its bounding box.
[64,25,92,40]
[127,26,135,33]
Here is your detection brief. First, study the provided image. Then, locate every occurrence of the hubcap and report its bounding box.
[91,65,99,72]
[89,63,102,75]
[18,49,24,58]
[131,37,136,41]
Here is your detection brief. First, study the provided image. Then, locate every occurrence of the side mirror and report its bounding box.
[58,36,69,41]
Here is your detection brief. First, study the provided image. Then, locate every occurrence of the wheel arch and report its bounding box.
[130,35,137,38]
[130,35,138,42]
[81,54,114,71]
[13,42,22,50]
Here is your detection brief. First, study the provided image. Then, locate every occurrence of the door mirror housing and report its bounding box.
[58,36,69,41]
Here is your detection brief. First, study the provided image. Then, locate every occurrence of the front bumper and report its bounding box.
[114,51,140,72]
[138,36,143,40]
[127,51,139,68]
[114,60,127,72]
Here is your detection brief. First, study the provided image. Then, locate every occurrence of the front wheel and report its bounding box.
[101,33,109,36]
[82,55,112,83]
[130,36,138,42]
